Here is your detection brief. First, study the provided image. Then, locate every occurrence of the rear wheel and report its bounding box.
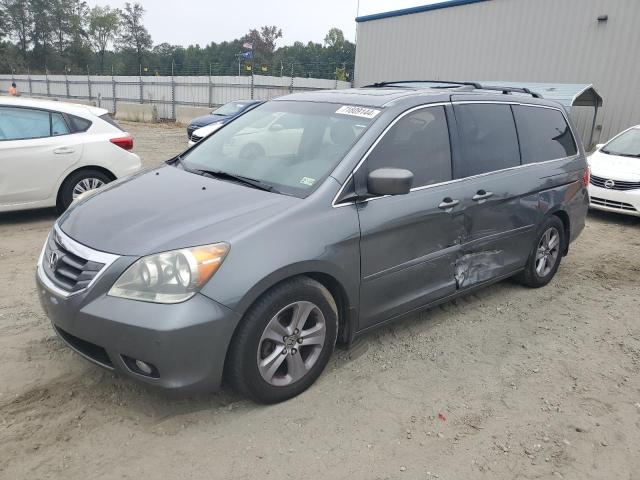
[226,277,338,403]
[516,216,565,288]
[58,169,112,212]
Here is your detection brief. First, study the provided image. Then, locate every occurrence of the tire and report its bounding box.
[58,169,113,212]
[515,215,565,288]
[226,277,338,404]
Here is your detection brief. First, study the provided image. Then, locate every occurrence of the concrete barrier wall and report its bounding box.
[114,102,158,123]
[175,105,212,125]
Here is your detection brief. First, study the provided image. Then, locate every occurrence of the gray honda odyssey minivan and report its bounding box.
[36,81,589,403]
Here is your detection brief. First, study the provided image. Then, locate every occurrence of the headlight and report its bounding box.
[108,243,229,303]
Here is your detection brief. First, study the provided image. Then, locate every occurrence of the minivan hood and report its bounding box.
[588,150,640,180]
[59,166,299,256]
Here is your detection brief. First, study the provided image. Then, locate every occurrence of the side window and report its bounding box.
[367,106,452,187]
[0,107,51,140]
[51,112,70,136]
[67,114,92,133]
[453,103,520,178]
[512,105,577,163]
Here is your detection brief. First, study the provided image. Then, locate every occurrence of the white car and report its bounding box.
[189,111,304,161]
[188,121,224,147]
[0,96,141,213]
[588,125,640,217]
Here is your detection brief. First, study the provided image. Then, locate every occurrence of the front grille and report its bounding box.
[590,196,637,212]
[191,134,203,143]
[55,326,113,368]
[43,232,105,293]
[591,174,640,191]
[187,125,197,140]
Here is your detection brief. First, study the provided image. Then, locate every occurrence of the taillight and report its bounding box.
[582,166,590,187]
[110,135,133,151]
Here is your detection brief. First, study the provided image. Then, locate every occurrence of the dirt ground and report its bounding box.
[1,121,640,480]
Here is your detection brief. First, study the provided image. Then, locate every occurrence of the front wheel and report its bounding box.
[515,216,565,288]
[226,277,338,403]
[58,169,112,212]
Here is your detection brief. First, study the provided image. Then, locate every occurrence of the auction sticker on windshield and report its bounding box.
[335,105,381,119]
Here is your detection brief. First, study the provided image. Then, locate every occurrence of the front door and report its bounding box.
[356,105,465,330]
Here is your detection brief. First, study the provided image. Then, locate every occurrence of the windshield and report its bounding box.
[182,101,378,197]
[212,101,251,116]
[601,128,640,158]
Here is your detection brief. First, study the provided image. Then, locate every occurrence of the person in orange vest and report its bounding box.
[8,82,19,96]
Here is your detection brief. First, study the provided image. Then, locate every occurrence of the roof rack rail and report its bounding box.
[365,80,482,89]
[478,85,542,99]
[364,80,542,98]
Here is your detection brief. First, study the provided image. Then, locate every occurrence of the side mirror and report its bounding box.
[367,168,413,196]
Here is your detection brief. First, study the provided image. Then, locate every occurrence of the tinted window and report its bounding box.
[513,105,577,163]
[367,106,452,187]
[51,112,70,136]
[453,104,520,178]
[68,114,92,133]
[0,107,51,140]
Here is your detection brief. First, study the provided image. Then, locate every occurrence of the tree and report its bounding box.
[323,28,345,49]
[30,0,53,66]
[50,0,73,55]
[245,25,282,65]
[88,5,120,73]
[117,2,152,66]
[2,0,32,60]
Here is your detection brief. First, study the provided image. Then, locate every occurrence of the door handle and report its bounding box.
[438,197,460,209]
[472,190,494,201]
[53,147,75,154]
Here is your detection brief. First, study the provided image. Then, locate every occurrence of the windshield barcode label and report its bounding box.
[335,105,380,119]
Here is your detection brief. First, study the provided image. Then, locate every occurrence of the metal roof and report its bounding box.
[356,0,492,23]
[475,82,603,110]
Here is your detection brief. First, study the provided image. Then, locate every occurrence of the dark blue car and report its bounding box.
[186,100,263,141]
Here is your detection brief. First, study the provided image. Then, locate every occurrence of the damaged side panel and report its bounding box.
[454,250,506,288]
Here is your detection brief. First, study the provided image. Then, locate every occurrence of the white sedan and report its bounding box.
[588,125,640,217]
[0,96,141,212]
[188,111,303,160]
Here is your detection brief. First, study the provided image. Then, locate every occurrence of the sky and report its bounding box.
[84,0,439,47]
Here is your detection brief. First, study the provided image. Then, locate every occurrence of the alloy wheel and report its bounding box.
[257,301,326,387]
[535,227,560,277]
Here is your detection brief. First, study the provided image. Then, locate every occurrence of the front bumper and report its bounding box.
[36,263,241,394]
[588,184,640,217]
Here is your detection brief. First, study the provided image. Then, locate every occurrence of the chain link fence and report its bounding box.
[0,63,353,121]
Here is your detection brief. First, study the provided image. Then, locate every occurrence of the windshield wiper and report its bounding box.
[195,169,280,193]
[602,150,640,158]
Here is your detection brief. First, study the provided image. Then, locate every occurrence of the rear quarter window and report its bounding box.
[453,103,520,178]
[67,114,92,133]
[512,105,577,163]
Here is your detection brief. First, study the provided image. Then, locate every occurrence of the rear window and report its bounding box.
[513,105,577,163]
[453,103,520,178]
[99,113,124,131]
[67,114,92,133]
